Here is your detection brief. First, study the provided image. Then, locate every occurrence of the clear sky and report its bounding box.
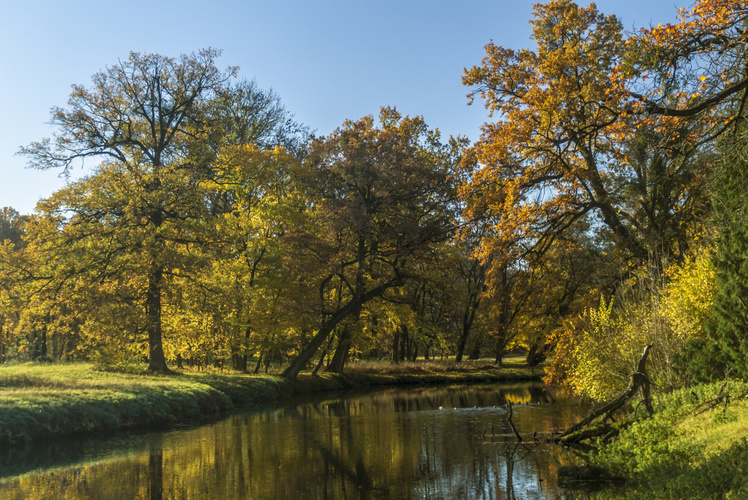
[0,0,681,215]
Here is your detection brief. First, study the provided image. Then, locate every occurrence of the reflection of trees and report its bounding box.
[0,383,588,499]
[504,443,517,500]
[149,448,163,500]
[313,438,382,499]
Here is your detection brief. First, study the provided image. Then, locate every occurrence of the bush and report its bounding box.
[565,251,715,400]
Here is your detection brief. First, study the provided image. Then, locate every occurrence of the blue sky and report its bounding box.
[1,1,680,215]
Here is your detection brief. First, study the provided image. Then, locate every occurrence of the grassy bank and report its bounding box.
[591,380,748,499]
[0,358,540,446]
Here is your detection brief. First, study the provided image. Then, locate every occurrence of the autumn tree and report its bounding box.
[616,0,748,377]
[281,108,463,379]
[174,144,303,371]
[460,0,710,277]
[617,0,748,129]
[20,49,236,373]
[447,239,488,363]
[0,207,29,362]
[215,79,309,156]
[164,79,308,371]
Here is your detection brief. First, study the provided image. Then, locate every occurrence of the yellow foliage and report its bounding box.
[565,251,716,400]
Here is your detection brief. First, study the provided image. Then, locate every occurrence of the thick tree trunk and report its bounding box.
[327,326,352,374]
[392,330,401,363]
[526,343,546,367]
[146,265,170,373]
[400,324,410,362]
[455,333,469,363]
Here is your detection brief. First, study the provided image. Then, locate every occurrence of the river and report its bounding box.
[0,382,597,499]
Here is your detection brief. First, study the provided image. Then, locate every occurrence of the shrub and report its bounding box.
[566,251,715,400]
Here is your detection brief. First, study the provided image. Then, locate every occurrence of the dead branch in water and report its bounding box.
[560,344,653,442]
[507,401,523,442]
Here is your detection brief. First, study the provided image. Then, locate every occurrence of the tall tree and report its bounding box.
[281,108,463,379]
[20,49,236,372]
[617,0,748,377]
[460,0,709,276]
[708,135,748,378]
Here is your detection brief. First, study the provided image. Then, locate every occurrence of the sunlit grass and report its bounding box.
[593,380,748,499]
[346,355,533,375]
[0,357,539,446]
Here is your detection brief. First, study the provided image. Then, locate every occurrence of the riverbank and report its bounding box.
[590,380,748,499]
[0,359,541,446]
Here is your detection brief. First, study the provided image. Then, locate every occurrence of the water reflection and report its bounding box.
[0,383,596,499]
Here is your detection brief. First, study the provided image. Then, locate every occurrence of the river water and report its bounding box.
[0,382,596,499]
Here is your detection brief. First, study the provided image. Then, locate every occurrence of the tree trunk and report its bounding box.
[392,330,401,363]
[455,332,469,363]
[282,279,401,379]
[146,264,170,373]
[526,343,546,367]
[401,324,410,362]
[456,289,481,363]
[311,345,329,376]
[327,326,352,374]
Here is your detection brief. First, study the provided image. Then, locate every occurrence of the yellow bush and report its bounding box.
[568,252,715,401]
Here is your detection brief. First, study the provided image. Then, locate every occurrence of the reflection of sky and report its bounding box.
[0,383,590,499]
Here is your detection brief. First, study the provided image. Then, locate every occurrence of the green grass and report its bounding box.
[591,380,748,499]
[345,355,533,375]
[0,358,539,445]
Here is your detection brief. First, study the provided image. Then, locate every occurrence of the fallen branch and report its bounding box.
[558,422,630,445]
[561,344,653,439]
[695,380,729,416]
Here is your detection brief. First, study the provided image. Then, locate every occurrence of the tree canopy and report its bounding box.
[4,1,748,388]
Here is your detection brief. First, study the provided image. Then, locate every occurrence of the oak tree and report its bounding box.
[461,0,709,277]
[21,49,235,372]
[281,108,462,378]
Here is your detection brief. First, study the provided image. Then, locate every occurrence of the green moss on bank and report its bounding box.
[592,380,748,499]
[0,361,539,446]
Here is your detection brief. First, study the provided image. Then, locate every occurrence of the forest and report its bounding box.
[0,0,746,400]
